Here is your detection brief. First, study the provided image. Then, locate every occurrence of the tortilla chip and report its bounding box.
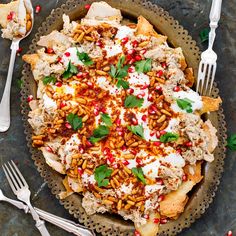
[199,96,222,115]
[185,68,195,87]
[22,54,40,69]
[174,48,187,70]
[58,176,73,199]
[135,212,160,236]
[160,162,203,218]
[136,16,167,44]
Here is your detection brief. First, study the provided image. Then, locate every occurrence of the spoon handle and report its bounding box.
[0,41,19,132]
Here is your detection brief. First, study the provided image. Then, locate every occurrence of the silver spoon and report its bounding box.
[0,0,34,132]
[0,189,95,236]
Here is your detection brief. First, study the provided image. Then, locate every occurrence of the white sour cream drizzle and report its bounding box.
[62,47,84,67]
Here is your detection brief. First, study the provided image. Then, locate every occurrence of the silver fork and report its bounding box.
[2,160,50,236]
[196,0,222,96]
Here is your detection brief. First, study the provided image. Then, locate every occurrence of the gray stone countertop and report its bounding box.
[0,0,235,235]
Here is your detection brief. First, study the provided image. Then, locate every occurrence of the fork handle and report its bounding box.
[208,0,222,49]
[0,41,19,132]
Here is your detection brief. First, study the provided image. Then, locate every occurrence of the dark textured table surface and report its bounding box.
[0,0,235,235]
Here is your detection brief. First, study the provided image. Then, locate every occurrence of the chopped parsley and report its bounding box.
[160,132,179,143]
[128,125,144,139]
[63,61,78,79]
[43,75,57,85]
[135,58,152,73]
[90,125,110,143]
[176,98,194,113]
[227,134,236,151]
[132,167,146,184]
[94,165,112,187]
[77,51,94,66]
[66,113,83,130]
[101,113,112,127]
[124,95,144,108]
[109,55,130,89]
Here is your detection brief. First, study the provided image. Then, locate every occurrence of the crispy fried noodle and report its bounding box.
[12,1,222,235]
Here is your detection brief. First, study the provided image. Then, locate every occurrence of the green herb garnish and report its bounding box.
[135,58,152,73]
[176,98,194,113]
[16,79,23,89]
[95,165,112,187]
[90,125,110,143]
[160,132,179,143]
[43,76,57,85]
[128,125,144,139]
[101,113,112,127]
[66,113,83,130]
[63,61,78,79]
[77,51,94,66]
[124,95,144,108]
[109,56,130,89]
[227,134,236,151]
[132,167,146,184]
[199,28,210,43]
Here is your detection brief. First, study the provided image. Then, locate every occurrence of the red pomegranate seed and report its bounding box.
[78,146,85,154]
[173,86,181,92]
[128,58,136,64]
[134,230,141,236]
[127,49,135,55]
[128,67,135,73]
[121,37,129,45]
[107,155,115,164]
[85,4,91,10]
[136,158,142,166]
[132,40,139,47]
[143,214,149,220]
[161,62,167,69]
[153,218,160,224]
[86,140,93,147]
[121,146,127,151]
[156,131,161,139]
[101,107,106,113]
[46,48,54,54]
[160,130,166,136]
[87,81,94,88]
[45,146,53,152]
[60,101,66,108]
[137,93,145,99]
[155,85,163,92]
[130,149,137,155]
[153,141,161,147]
[227,231,233,236]
[103,147,111,155]
[140,49,147,54]
[185,141,193,147]
[57,57,62,63]
[158,195,165,202]
[116,118,121,126]
[156,70,164,77]
[55,82,62,87]
[141,115,147,122]
[182,174,188,181]
[141,84,149,90]
[65,123,72,129]
[135,55,142,61]
[64,52,70,57]
[150,131,156,137]
[176,148,182,154]
[160,218,168,224]
[94,109,99,116]
[27,95,33,102]
[7,11,15,21]
[127,88,134,94]
[17,47,23,54]
[156,178,164,185]
[78,167,84,175]
[35,5,41,13]
[148,94,153,102]
[96,40,103,48]
[148,105,158,114]
[76,72,83,78]
[131,118,138,125]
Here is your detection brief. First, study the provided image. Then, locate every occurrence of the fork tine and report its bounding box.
[7,161,24,188]
[2,164,18,194]
[10,160,28,188]
[203,64,212,96]
[208,65,216,96]
[196,62,203,93]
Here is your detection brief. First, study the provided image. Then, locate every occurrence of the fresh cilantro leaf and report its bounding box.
[132,167,146,184]
[160,132,179,143]
[77,51,94,66]
[117,79,129,89]
[63,61,78,79]
[135,58,152,73]
[66,113,83,130]
[124,95,144,108]
[176,98,194,113]
[95,165,112,187]
[43,76,57,85]
[117,55,125,69]
[116,65,130,79]
[90,125,110,143]
[101,113,112,127]
[199,28,210,43]
[128,125,144,139]
[110,65,117,78]
[227,134,236,151]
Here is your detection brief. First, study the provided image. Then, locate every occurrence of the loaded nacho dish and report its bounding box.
[23,2,221,235]
[0,0,32,40]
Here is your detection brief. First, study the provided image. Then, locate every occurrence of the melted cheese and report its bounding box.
[142,159,160,180]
